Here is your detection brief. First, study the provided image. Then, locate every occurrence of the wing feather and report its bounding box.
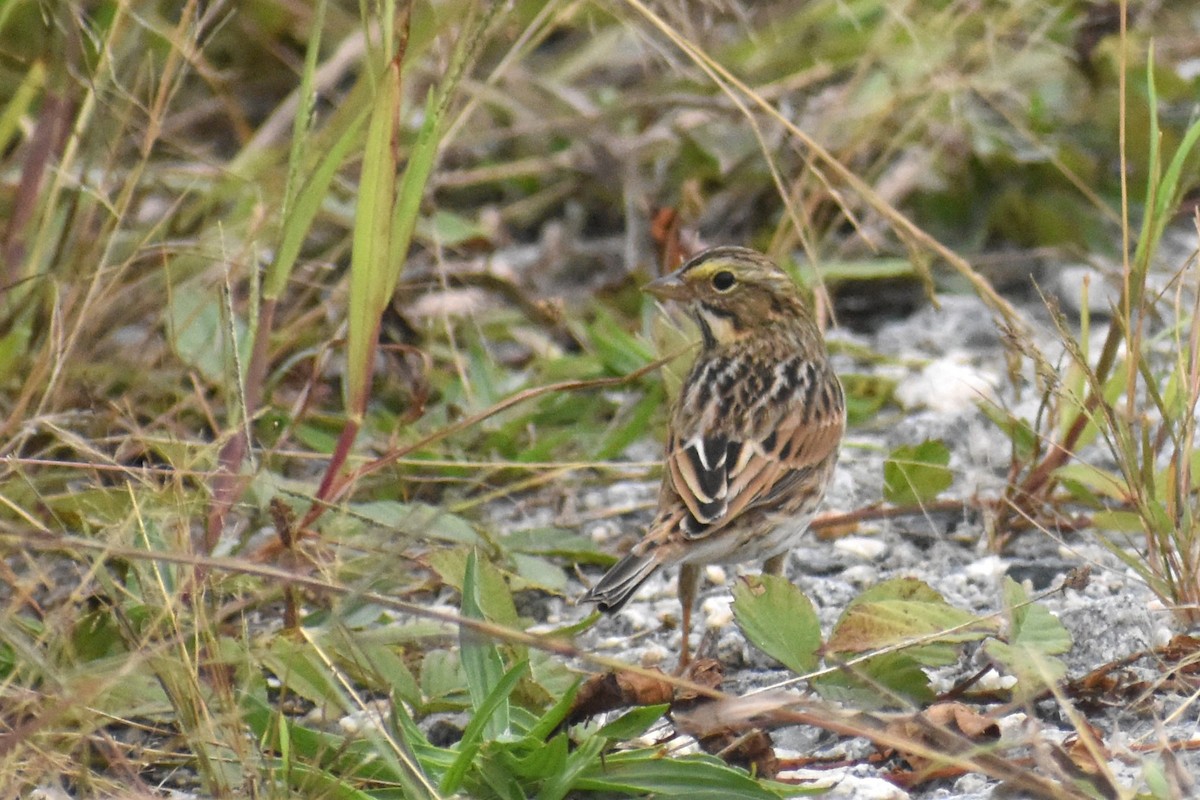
[664,357,844,540]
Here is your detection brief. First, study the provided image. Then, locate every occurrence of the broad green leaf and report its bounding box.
[167,285,249,384]
[840,372,897,426]
[983,577,1071,698]
[1090,510,1146,532]
[978,402,1038,461]
[419,649,467,708]
[417,209,490,246]
[732,574,821,674]
[883,439,953,505]
[1005,577,1072,655]
[982,639,1066,699]
[828,578,993,660]
[812,652,933,709]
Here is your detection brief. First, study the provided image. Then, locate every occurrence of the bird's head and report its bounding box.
[644,247,813,347]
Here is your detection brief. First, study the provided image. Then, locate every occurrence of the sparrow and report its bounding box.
[582,246,845,667]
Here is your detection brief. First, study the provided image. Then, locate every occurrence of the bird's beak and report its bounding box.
[643,271,689,301]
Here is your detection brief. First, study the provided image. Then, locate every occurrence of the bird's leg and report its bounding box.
[762,552,787,577]
[676,563,699,671]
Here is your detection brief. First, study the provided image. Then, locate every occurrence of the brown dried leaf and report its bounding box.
[1063,722,1112,777]
[566,669,674,726]
[883,702,1000,773]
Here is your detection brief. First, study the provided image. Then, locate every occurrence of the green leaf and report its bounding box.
[529,734,601,800]
[812,652,933,709]
[594,704,669,741]
[349,500,483,546]
[502,527,606,564]
[983,577,1071,699]
[420,650,467,708]
[431,547,520,628]
[572,750,804,797]
[840,372,897,426]
[166,285,249,384]
[1053,464,1129,502]
[883,439,953,505]
[459,550,511,742]
[440,659,528,794]
[524,679,581,742]
[732,574,822,674]
[588,307,656,376]
[978,402,1038,461]
[345,56,401,416]
[827,578,993,661]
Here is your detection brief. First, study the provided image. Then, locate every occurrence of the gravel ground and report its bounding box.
[544,282,1200,799]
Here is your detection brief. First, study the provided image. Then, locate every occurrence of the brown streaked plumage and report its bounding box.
[581,246,845,668]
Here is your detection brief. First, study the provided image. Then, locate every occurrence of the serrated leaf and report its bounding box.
[732,574,821,674]
[844,576,948,609]
[1005,577,1072,655]
[983,577,1071,699]
[812,652,933,709]
[883,439,953,505]
[827,583,992,660]
[982,639,1066,698]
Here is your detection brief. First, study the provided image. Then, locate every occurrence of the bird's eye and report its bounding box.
[711,270,736,291]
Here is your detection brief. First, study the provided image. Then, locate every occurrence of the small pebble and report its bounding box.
[640,643,669,668]
[702,596,734,630]
[834,535,887,561]
[339,700,390,735]
[704,564,728,585]
[841,564,878,588]
[975,669,1018,692]
[965,555,1008,579]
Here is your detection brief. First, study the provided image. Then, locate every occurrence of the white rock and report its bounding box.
[995,711,1029,741]
[965,555,1009,579]
[894,357,999,413]
[841,564,878,588]
[705,564,728,586]
[339,700,390,735]
[640,643,669,668]
[975,669,1018,692]
[702,596,734,630]
[834,535,888,561]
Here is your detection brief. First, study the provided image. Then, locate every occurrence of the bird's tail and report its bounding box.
[580,551,660,613]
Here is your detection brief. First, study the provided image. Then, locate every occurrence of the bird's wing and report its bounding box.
[665,359,843,540]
